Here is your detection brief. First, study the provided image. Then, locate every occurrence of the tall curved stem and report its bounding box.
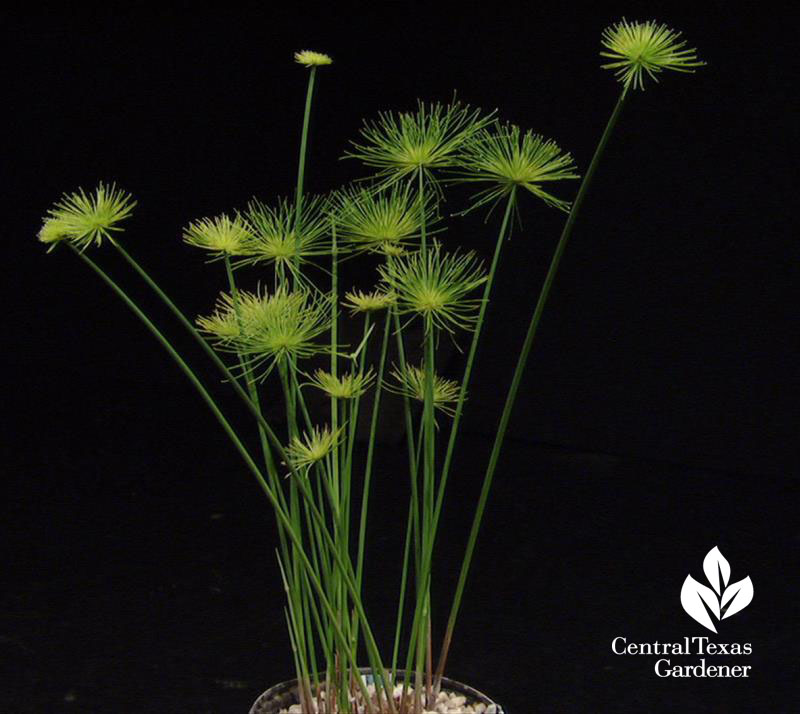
[434,86,629,685]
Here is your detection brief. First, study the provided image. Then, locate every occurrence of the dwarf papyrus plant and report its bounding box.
[39,24,703,714]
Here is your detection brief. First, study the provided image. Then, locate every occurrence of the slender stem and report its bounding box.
[434,86,629,685]
[294,67,317,277]
[391,499,414,681]
[418,170,436,707]
[355,310,392,589]
[331,220,340,497]
[390,286,421,579]
[419,320,435,703]
[434,191,515,529]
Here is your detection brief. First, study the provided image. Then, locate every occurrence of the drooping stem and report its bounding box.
[434,86,629,685]
[69,245,389,714]
[108,240,284,479]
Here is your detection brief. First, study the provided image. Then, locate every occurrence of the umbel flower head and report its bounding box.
[196,288,275,343]
[345,100,494,184]
[197,287,330,378]
[600,19,705,91]
[243,195,331,278]
[294,50,333,68]
[285,425,343,470]
[330,183,436,255]
[378,241,487,333]
[182,212,253,259]
[342,289,396,315]
[387,364,462,416]
[305,368,375,399]
[455,123,579,213]
[38,182,135,251]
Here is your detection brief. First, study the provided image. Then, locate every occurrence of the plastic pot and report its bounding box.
[249,669,505,713]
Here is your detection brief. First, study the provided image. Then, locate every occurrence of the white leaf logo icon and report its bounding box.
[721,576,754,619]
[703,546,730,595]
[681,575,721,633]
[681,546,753,633]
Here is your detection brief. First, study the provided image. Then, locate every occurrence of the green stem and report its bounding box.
[391,499,414,682]
[390,292,421,581]
[434,85,629,686]
[355,309,392,589]
[331,220,340,496]
[417,169,435,707]
[434,191,515,529]
[418,320,435,700]
[294,66,317,277]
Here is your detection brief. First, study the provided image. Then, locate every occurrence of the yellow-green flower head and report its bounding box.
[196,288,270,343]
[183,212,253,258]
[342,289,396,314]
[331,183,436,254]
[455,124,579,213]
[388,364,462,416]
[294,50,333,68]
[198,286,329,377]
[378,241,487,333]
[196,304,241,343]
[285,425,343,470]
[243,195,330,276]
[305,368,375,399]
[600,19,705,91]
[345,100,495,182]
[235,288,330,376]
[39,182,135,251]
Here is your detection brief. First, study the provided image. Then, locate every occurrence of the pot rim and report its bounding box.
[249,668,504,713]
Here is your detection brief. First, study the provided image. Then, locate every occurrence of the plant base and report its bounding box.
[249,669,504,714]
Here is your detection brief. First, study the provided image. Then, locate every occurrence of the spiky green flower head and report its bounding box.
[243,195,330,278]
[39,182,135,251]
[388,364,461,416]
[182,212,253,259]
[330,183,437,255]
[196,288,275,343]
[285,425,343,470]
[294,50,333,68]
[342,289,396,315]
[345,100,495,184]
[305,368,375,399]
[600,19,705,91]
[378,241,487,333]
[455,123,579,213]
[198,287,330,376]
[235,288,330,376]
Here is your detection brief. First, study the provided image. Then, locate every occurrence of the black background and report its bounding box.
[3,3,798,712]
